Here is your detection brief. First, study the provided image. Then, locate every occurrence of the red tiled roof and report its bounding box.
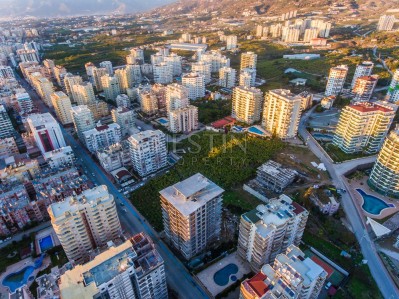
[247,272,269,297]
[350,102,392,113]
[292,201,306,215]
[357,75,378,81]
[211,116,236,128]
[311,256,334,278]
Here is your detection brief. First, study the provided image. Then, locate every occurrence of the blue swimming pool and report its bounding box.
[356,189,395,215]
[39,235,54,252]
[213,263,239,286]
[313,133,334,140]
[158,118,168,124]
[248,126,265,135]
[2,266,35,293]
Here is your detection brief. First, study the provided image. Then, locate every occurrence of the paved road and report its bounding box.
[19,75,210,299]
[300,108,399,299]
[0,222,51,249]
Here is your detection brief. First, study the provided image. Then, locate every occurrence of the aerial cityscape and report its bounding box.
[0,0,399,298]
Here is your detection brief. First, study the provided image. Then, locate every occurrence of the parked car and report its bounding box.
[325,282,332,290]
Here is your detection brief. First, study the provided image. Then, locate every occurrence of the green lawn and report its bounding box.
[130,132,284,231]
[0,236,33,274]
[323,143,372,162]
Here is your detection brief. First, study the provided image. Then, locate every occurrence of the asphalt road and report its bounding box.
[18,75,210,299]
[299,108,399,299]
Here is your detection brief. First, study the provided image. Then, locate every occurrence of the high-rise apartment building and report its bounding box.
[191,61,212,84]
[53,65,67,87]
[333,101,397,154]
[101,75,120,101]
[262,89,303,139]
[16,48,39,63]
[48,185,121,263]
[59,233,167,299]
[325,65,348,96]
[387,69,399,103]
[169,105,198,133]
[377,15,396,31]
[140,91,159,115]
[111,107,136,137]
[160,173,224,259]
[51,91,73,125]
[240,52,257,70]
[166,83,190,112]
[351,61,374,88]
[127,47,145,64]
[153,62,173,84]
[239,68,256,87]
[369,129,399,198]
[34,77,54,107]
[282,26,300,42]
[72,82,96,106]
[240,245,327,299]
[64,74,83,100]
[85,62,96,83]
[164,53,183,76]
[27,113,66,154]
[0,66,14,79]
[0,104,14,138]
[182,72,205,100]
[237,195,308,272]
[83,123,122,153]
[232,86,263,124]
[16,92,33,114]
[200,51,230,72]
[127,130,167,177]
[71,105,96,142]
[226,35,238,50]
[219,67,236,88]
[99,61,113,75]
[92,67,108,92]
[116,94,131,109]
[352,75,378,102]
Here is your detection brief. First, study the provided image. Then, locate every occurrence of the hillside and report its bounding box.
[154,0,399,20]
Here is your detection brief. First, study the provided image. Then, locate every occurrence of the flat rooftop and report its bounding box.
[160,173,224,216]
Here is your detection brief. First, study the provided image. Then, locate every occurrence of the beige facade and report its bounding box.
[232,86,263,124]
[51,91,73,125]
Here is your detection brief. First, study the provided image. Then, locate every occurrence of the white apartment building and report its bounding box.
[378,15,396,31]
[92,67,108,92]
[85,62,96,83]
[219,67,236,88]
[72,82,96,106]
[16,92,33,114]
[140,91,159,115]
[51,91,73,125]
[200,51,230,72]
[0,104,13,138]
[232,86,263,124]
[169,105,198,133]
[164,53,183,76]
[351,61,374,88]
[27,113,66,154]
[239,68,256,87]
[83,123,122,153]
[48,185,122,264]
[160,173,224,259]
[282,26,300,43]
[191,61,212,84]
[96,142,131,173]
[116,94,131,109]
[153,62,173,84]
[99,61,113,75]
[369,129,399,198]
[237,195,309,272]
[59,233,167,299]
[127,130,167,177]
[43,146,75,168]
[17,48,39,63]
[33,76,54,107]
[262,89,303,139]
[182,72,205,100]
[166,83,189,112]
[0,66,14,79]
[151,53,165,65]
[53,65,67,87]
[111,107,136,137]
[387,69,399,103]
[352,75,378,102]
[71,105,95,142]
[333,101,397,154]
[128,47,145,64]
[64,74,83,100]
[125,64,142,86]
[226,35,238,50]
[325,65,348,96]
[240,52,257,70]
[101,75,120,101]
[303,27,319,42]
[0,137,19,159]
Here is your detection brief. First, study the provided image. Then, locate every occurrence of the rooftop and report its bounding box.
[348,101,396,113]
[160,173,224,216]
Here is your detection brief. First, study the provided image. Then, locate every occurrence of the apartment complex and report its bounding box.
[262,89,303,139]
[111,107,136,137]
[101,75,120,101]
[16,92,33,114]
[182,72,206,99]
[369,129,399,198]
[325,65,348,96]
[59,233,167,299]
[352,75,378,102]
[26,113,66,154]
[82,123,122,153]
[387,69,399,103]
[160,173,224,259]
[255,160,297,193]
[165,83,189,112]
[226,35,238,50]
[191,61,212,84]
[237,195,308,272]
[71,105,96,142]
[51,91,73,125]
[240,52,257,70]
[333,101,397,154]
[43,146,75,168]
[127,130,167,177]
[169,105,199,133]
[219,67,236,88]
[153,62,173,84]
[140,91,159,115]
[240,245,327,299]
[200,51,230,72]
[48,185,121,263]
[0,104,14,138]
[97,141,131,173]
[351,61,374,88]
[239,68,256,88]
[232,86,263,124]
[377,15,396,31]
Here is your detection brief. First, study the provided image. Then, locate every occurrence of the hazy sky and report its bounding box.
[0,0,176,18]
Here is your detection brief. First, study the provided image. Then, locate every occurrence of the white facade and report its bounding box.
[325,65,348,96]
[153,62,173,84]
[71,105,96,142]
[200,51,230,72]
[51,91,73,125]
[16,92,33,114]
[239,68,256,87]
[182,72,205,100]
[116,94,131,109]
[378,15,396,31]
[99,61,113,75]
[96,142,131,173]
[0,104,13,138]
[140,91,159,115]
[240,52,257,70]
[83,123,122,153]
[72,82,96,106]
[352,75,378,102]
[27,113,66,154]
[164,53,183,76]
[0,66,14,79]
[101,75,120,101]
[169,105,198,133]
[43,146,75,168]
[232,86,263,124]
[219,67,236,88]
[127,130,167,177]
[166,83,189,112]
[191,61,212,84]
[226,35,238,50]
[387,69,399,102]
[351,61,374,88]
[111,107,136,137]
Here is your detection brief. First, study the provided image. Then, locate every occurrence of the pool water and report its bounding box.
[158,118,168,124]
[356,189,394,215]
[248,126,265,135]
[213,263,239,286]
[313,133,334,140]
[39,235,54,252]
[2,266,34,293]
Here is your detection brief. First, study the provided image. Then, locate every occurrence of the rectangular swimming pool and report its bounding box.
[39,235,54,252]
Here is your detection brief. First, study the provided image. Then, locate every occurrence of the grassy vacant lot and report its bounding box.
[323,143,373,163]
[191,99,231,124]
[130,132,284,230]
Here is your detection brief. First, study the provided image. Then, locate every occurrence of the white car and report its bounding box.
[325,282,332,290]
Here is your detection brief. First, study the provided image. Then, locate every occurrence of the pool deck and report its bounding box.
[0,255,51,296]
[347,177,399,219]
[196,252,250,297]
